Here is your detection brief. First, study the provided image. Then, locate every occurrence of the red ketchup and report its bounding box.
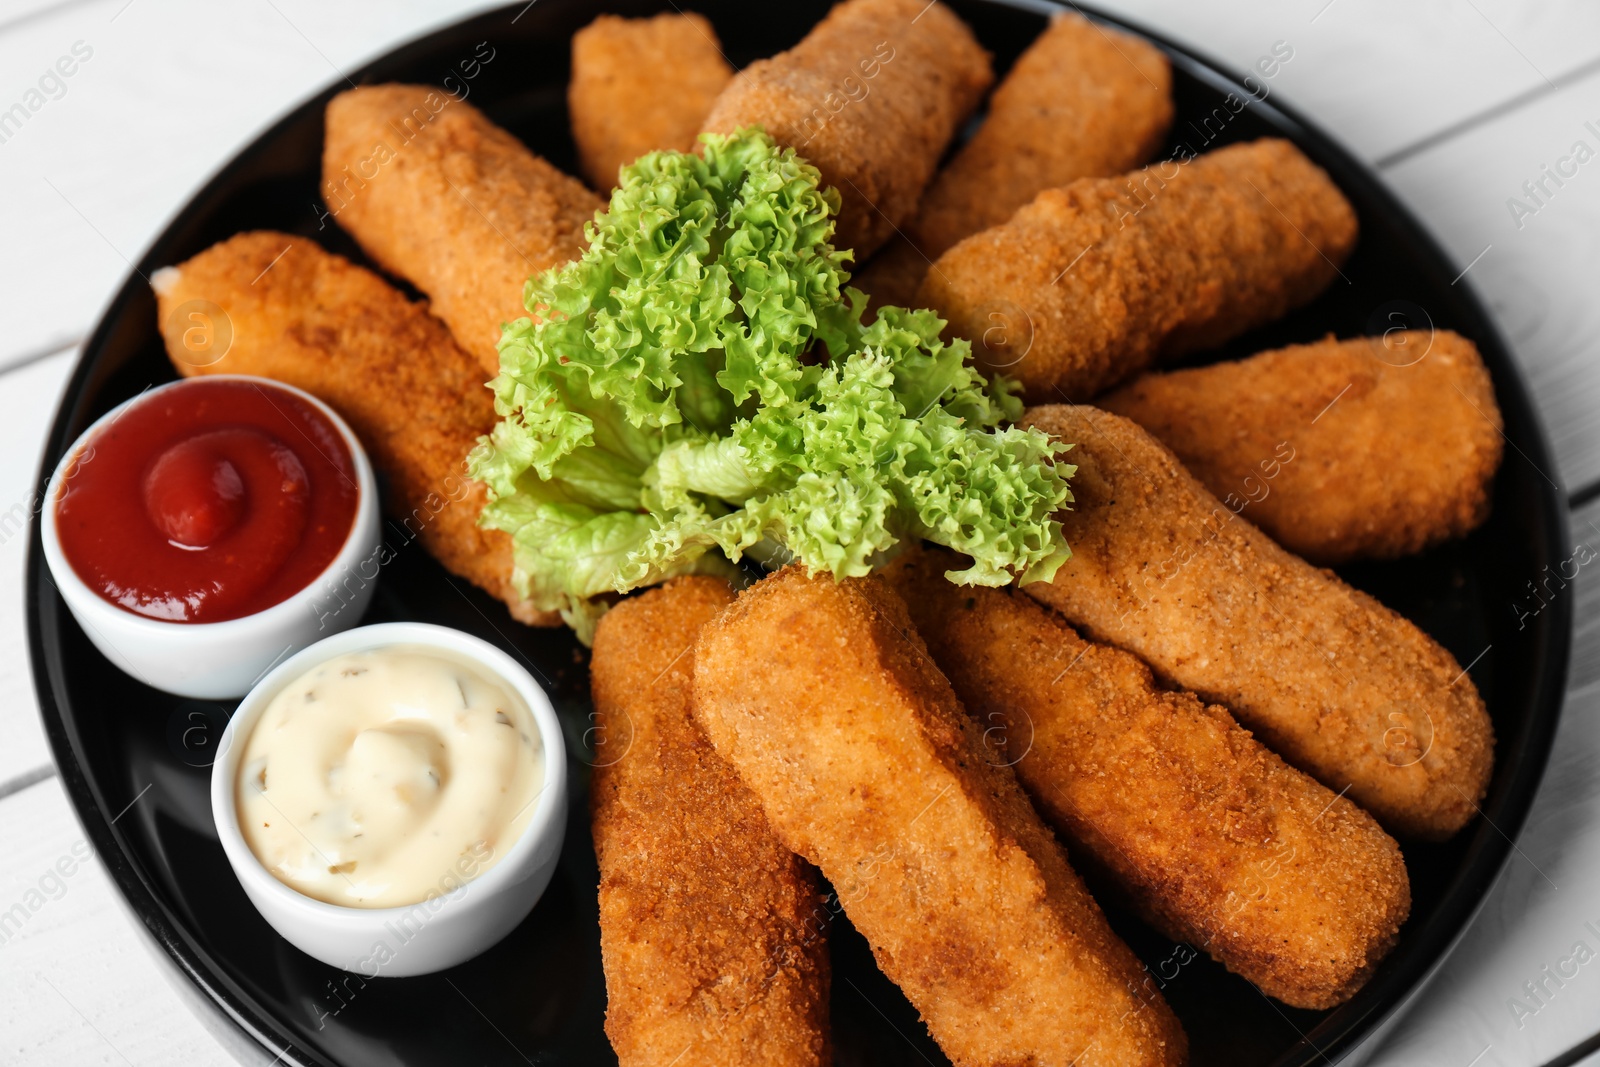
[55,378,359,623]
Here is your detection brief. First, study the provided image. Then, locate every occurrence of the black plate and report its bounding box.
[28,2,1573,1064]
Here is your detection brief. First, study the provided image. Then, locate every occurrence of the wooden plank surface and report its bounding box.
[4,2,1600,1064]
[0,350,76,786]
[0,774,233,1066]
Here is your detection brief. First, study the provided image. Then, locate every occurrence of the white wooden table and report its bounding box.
[2,1,1599,1064]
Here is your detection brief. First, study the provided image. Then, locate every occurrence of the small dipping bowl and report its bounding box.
[211,622,568,976]
[40,375,382,699]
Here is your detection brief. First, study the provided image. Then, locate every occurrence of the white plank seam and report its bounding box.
[0,763,56,803]
[0,339,82,380]
[1376,51,1600,171]
[1571,482,1600,512]
[0,0,113,40]
[1542,1026,1600,1067]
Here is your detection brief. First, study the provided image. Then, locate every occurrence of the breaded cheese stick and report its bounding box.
[855,14,1171,311]
[918,139,1358,400]
[914,13,1173,259]
[151,231,556,626]
[323,84,602,376]
[693,568,1186,1067]
[881,547,1410,1009]
[570,12,734,192]
[701,0,992,259]
[1022,405,1494,839]
[1099,331,1504,564]
[591,578,829,1066]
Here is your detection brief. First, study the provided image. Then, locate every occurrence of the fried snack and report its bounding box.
[913,13,1173,259]
[151,231,556,626]
[918,139,1358,401]
[1023,405,1494,840]
[323,84,602,376]
[693,568,1186,1067]
[591,578,830,1066]
[881,547,1410,1009]
[701,0,992,259]
[1099,331,1504,564]
[570,12,734,192]
[855,14,1171,312]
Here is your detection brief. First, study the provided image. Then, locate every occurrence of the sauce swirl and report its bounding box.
[54,378,358,623]
[236,646,544,908]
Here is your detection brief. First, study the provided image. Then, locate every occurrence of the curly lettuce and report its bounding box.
[470,129,1073,636]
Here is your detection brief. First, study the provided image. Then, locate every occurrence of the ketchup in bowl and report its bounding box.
[54,378,360,623]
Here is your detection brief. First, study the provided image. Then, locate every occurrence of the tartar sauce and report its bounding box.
[236,646,543,908]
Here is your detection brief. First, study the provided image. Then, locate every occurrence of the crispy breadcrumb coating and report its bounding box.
[693,567,1186,1067]
[918,139,1357,401]
[323,84,601,376]
[1099,330,1504,563]
[856,14,1171,312]
[152,231,556,625]
[882,547,1410,1009]
[914,13,1172,259]
[569,12,733,192]
[1022,405,1494,839]
[701,0,991,259]
[591,578,830,1066]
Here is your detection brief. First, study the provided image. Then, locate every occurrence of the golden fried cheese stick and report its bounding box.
[1022,405,1494,839]
[916,12,1172,259]
[152,231,556,626]
[570,12,733,192]
[854,13,1171,312]
[701,0,992,259]
[1099,330,1504,564]
[881,547,1410,1009]
[918,139,1358,400]
[591,578,830,1067]
[323,84,602,376]
[694,568,1186,1067]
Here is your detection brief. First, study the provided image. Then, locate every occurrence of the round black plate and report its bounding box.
[28,2,1573,1064]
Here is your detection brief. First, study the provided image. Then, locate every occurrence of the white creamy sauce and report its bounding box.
[236,646,543,908]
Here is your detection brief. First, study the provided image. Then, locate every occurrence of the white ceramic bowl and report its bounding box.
[40,375,382,699]
[211,622,568,977]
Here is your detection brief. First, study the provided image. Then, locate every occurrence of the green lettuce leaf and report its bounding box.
[470,129,1074,635]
